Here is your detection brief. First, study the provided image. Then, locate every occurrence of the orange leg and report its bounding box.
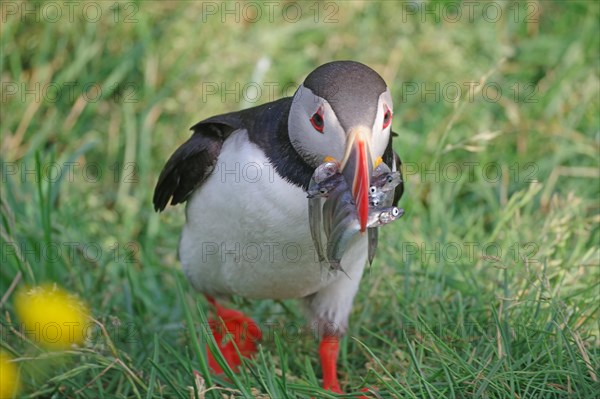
[205,296,261,374]
[319,336,343,393]
[319,335,376,398]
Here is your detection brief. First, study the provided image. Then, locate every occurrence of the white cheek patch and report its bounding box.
[288,85,347,165]
[322,104,346,161]
[370,90,393,161]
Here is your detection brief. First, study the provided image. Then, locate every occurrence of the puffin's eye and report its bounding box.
[310,108,324,133]
[382,107,392,129]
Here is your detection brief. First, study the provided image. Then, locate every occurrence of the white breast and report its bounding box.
[179,131,368,300]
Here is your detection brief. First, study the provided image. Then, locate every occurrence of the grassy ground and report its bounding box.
[1,1,599,398]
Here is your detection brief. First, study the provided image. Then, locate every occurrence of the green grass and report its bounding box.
[1,1,599,398]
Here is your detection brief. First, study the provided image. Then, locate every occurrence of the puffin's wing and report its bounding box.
[384,130,404,206]
[152,113,242,211]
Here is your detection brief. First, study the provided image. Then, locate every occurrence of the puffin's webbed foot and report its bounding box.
[205,296,261,374]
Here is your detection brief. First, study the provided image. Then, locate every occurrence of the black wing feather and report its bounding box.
[152,117,240,212]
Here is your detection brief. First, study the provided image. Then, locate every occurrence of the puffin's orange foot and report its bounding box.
[319,337,379,398]
[205,296,262,374]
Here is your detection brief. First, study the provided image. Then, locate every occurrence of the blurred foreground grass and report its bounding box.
[1,1,599,398]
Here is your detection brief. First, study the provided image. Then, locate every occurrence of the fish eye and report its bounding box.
[386,175,394,183]
[319,188,327,194]
[369,186,377,194]
[392,207,399,216]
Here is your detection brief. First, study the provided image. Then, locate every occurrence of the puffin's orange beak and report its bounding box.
[341,127,373,233]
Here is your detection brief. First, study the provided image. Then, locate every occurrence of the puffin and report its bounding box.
[153,61,404,395]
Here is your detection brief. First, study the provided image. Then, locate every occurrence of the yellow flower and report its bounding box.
[0,351,20,399]
[14,284,90,350]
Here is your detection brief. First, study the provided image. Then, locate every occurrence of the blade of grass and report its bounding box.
[175,275,217,399]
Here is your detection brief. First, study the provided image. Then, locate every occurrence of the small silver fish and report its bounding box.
[308,161,345,269]
[308,196,327,265]
[369,163,401,207]
[307,173,345,199]
[324,185,358,274]
[367,206,404,228]
[313,161,339,183]
[326,215,357,275]
[371,171,402,192]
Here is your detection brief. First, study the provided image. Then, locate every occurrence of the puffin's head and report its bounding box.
[288,61,393,232]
